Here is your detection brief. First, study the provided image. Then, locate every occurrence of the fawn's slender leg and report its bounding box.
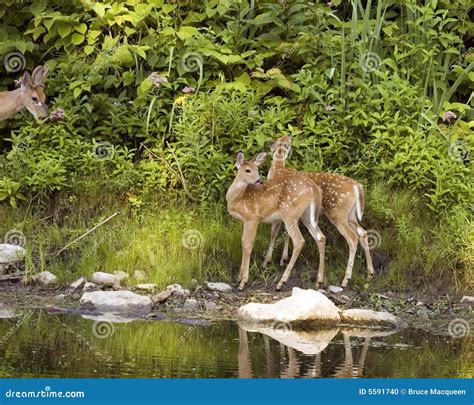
[238,327,252,378]
[276,222,305,290]
[301,216,326,289]
[329,215,358,288]
[280,235,290,266]
[238,221,258,290]
[348,211,375,280]
[263,222,282,267]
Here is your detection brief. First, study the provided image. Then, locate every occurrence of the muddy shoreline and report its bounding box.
[1,280,472,337]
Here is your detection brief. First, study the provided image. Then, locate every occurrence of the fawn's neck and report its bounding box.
[268,159,286,179]
[0,88,25,120]
[226,178,250,206]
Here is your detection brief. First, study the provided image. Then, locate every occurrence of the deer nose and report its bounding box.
[255,177,264,185]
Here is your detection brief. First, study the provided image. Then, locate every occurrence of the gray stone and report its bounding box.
[206,282,233,293]
[166,283,190,297]
[204,301,218,311]
[151,290,172,304]
[136,283,157,292]
[328,285,344,294]
[183,298,199,311]
[33,271,58,285]
[91,272,121,287]
[238,288,341,327]
[340,309,405,329]
[80,291,152,314]
[0,244,25,264]
[460,296,474,305]
[70,277,87,290]
[83,282,97,291]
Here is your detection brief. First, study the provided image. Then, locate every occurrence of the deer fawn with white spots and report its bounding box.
[0,66,49,121]
[263,136,374,288]
[226,152,325,291]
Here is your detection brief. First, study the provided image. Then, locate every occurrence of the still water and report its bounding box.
[0,309,471,378]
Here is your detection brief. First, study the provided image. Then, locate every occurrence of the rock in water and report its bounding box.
[80,291,152,314]
[0,244,25,264]
[91,272,121,287]
[33,271,58,285]
[206,282,233,293]
[340,309,405,329]
[238,287,341,327]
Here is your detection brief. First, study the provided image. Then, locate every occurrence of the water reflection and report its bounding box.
[238,325,398,378]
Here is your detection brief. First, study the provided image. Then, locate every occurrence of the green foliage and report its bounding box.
[0,0,472,290]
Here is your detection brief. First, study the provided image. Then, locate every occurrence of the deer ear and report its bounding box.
[254,152,267,166]
[20,72,31,89]
[41,65,49,83]
[31,66,43,86]
[236,152,245,168]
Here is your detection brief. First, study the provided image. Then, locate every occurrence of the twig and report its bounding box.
[54,211,120,256]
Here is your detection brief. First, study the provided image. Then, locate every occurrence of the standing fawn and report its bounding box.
[226,152,325,291]
[263,136,374,288]
[0,65,49,121]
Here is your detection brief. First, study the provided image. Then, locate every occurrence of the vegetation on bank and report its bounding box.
[0,0,472,292]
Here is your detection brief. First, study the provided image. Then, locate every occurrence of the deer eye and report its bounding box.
[32,97,38,102]
[245,169,252,173]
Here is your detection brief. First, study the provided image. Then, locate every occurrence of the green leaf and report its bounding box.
[71,33,85,45]
[177,26,199,40]
[93,3,106,17]
[57,22,72,38]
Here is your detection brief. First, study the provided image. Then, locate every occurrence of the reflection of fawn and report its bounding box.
[237,328,370,378]
[0,66,49,120]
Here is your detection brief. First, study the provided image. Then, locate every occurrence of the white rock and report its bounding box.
[91,272,121,287]
[460,296,474,305]
[207,282,233,293]
[183,298,199,310]
[0,244,25,264]
[238,288,341,327]
[166,283,189,297]
[0,304,21,319]
[70,277,87,290]
[328,285,344,294]
[80,291,152,314]
[242,325,338,355]
[136,283,157,292]
[33,271,58,285]
[83,282,97,291]
[340,309,404,329]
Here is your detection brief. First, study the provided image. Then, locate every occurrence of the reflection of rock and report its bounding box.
[238,288,340,327]
[82,313,135,323]
[340,327,399,338]
[242,323,339,355]
[340,309,405,329]
[80,291,152,314]
[0,304,21,319]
